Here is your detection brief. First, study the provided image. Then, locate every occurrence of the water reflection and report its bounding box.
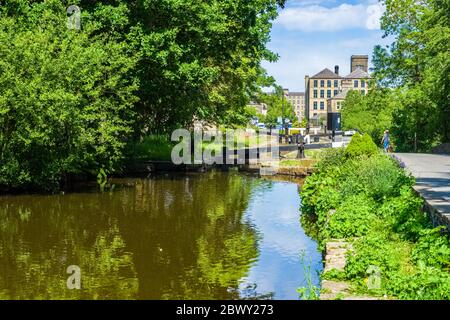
[0,172,321,300]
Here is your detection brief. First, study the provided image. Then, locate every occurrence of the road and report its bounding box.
[394,153,450,226]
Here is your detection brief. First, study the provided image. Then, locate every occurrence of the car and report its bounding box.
[257,123,266,129]
[343,130,357,136]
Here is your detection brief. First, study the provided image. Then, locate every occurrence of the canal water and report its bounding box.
[0,171,322,299]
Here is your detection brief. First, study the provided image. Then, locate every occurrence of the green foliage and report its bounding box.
[260,86,296,128]
[301,172,339,216]
[300,144,450,300]
[371,0,450,148]
[341,89,396,144]
[412,228,450,269]
[0,0,286,190]
[0,4,138,191]
[345,228,413,282]
[339,155,412,201]
[315,148,347,172]
[323,195,376,239]
[344,133,378,158]
[385,267,450,300]
[378,186,427,241]
[390,86,441,152]
[297,251,321,300]
[132,135,174,161]
[346,0,450,151]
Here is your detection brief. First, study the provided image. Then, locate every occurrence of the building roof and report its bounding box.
[311,68,342,79]
[329,89,350,100]
[344,68,370,79]
[288,92,305,96]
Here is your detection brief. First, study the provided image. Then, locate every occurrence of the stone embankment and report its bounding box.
[320,240,380,300]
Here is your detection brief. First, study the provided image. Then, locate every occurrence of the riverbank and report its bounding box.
[300,134,450,300]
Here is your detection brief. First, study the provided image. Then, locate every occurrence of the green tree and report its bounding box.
[371,0,450,149]
[0,4,138,190]
[341,88,396,144]
[0,0,286,190]
[261,86,295,129]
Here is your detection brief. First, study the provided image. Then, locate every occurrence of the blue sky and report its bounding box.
[262,0,390,91]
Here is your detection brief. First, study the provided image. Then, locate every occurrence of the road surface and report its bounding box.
[394,153,450,226]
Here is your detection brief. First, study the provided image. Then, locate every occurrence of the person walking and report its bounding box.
[382,130,391,153]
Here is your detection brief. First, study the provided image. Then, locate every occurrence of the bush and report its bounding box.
[0,11,138,191]
[385,267,450,300]
[412,228,450,269]
[345,133,378,158]
[339,154,412,201]
[323,195,376,239]
[300,140,450,300]
[300,171,340,216]
[345,228,413,281]
[315,148,347,172]
[378,186,427,241]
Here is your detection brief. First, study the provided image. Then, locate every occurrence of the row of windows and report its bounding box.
[313,79,339,88]
[354,80,366,88]
[312,89,366,100]
[313,79,367,88]
[313,101,325,110]
[313,89,339,99]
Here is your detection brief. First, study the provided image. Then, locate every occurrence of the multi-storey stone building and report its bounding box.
[284,89,305,123]
[304,55,370,125]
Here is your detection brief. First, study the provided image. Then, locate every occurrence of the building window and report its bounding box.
[361,80,366,88]
[313,90,317,98]
[337,102,341,110]
[354,80,358,88]
[334,90,338,96]
[327,90,331,98]
[334,80,339,87]
[313,101,318,110]
[327,80,331,87]
[313,113,318,117]
[320,80,324,87]
[314,80,318,87]
[320,90,324,98]
[320,102,324,110]
[361,90,366,96]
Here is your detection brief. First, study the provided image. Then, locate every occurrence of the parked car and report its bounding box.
[257,123,266,129]
[343,130,357,136]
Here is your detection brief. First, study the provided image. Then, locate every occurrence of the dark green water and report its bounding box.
[0,172,322,299]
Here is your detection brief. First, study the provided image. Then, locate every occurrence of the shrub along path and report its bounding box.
[394,153,450,228]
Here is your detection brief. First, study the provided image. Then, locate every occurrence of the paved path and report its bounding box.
[394,153,450,226]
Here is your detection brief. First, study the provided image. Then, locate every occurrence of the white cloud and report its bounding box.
[261,32,391,91]
[276,2,383,31]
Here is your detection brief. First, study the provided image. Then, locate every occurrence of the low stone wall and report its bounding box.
[418,189,450,233]
[276,166,316,177]
[320,240,380,300]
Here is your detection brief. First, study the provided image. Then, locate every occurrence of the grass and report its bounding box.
[280,159,317,167]
[133,135,174,161]
[305,149,323,159]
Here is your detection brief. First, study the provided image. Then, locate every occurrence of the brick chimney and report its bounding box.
[334,65,339,75]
